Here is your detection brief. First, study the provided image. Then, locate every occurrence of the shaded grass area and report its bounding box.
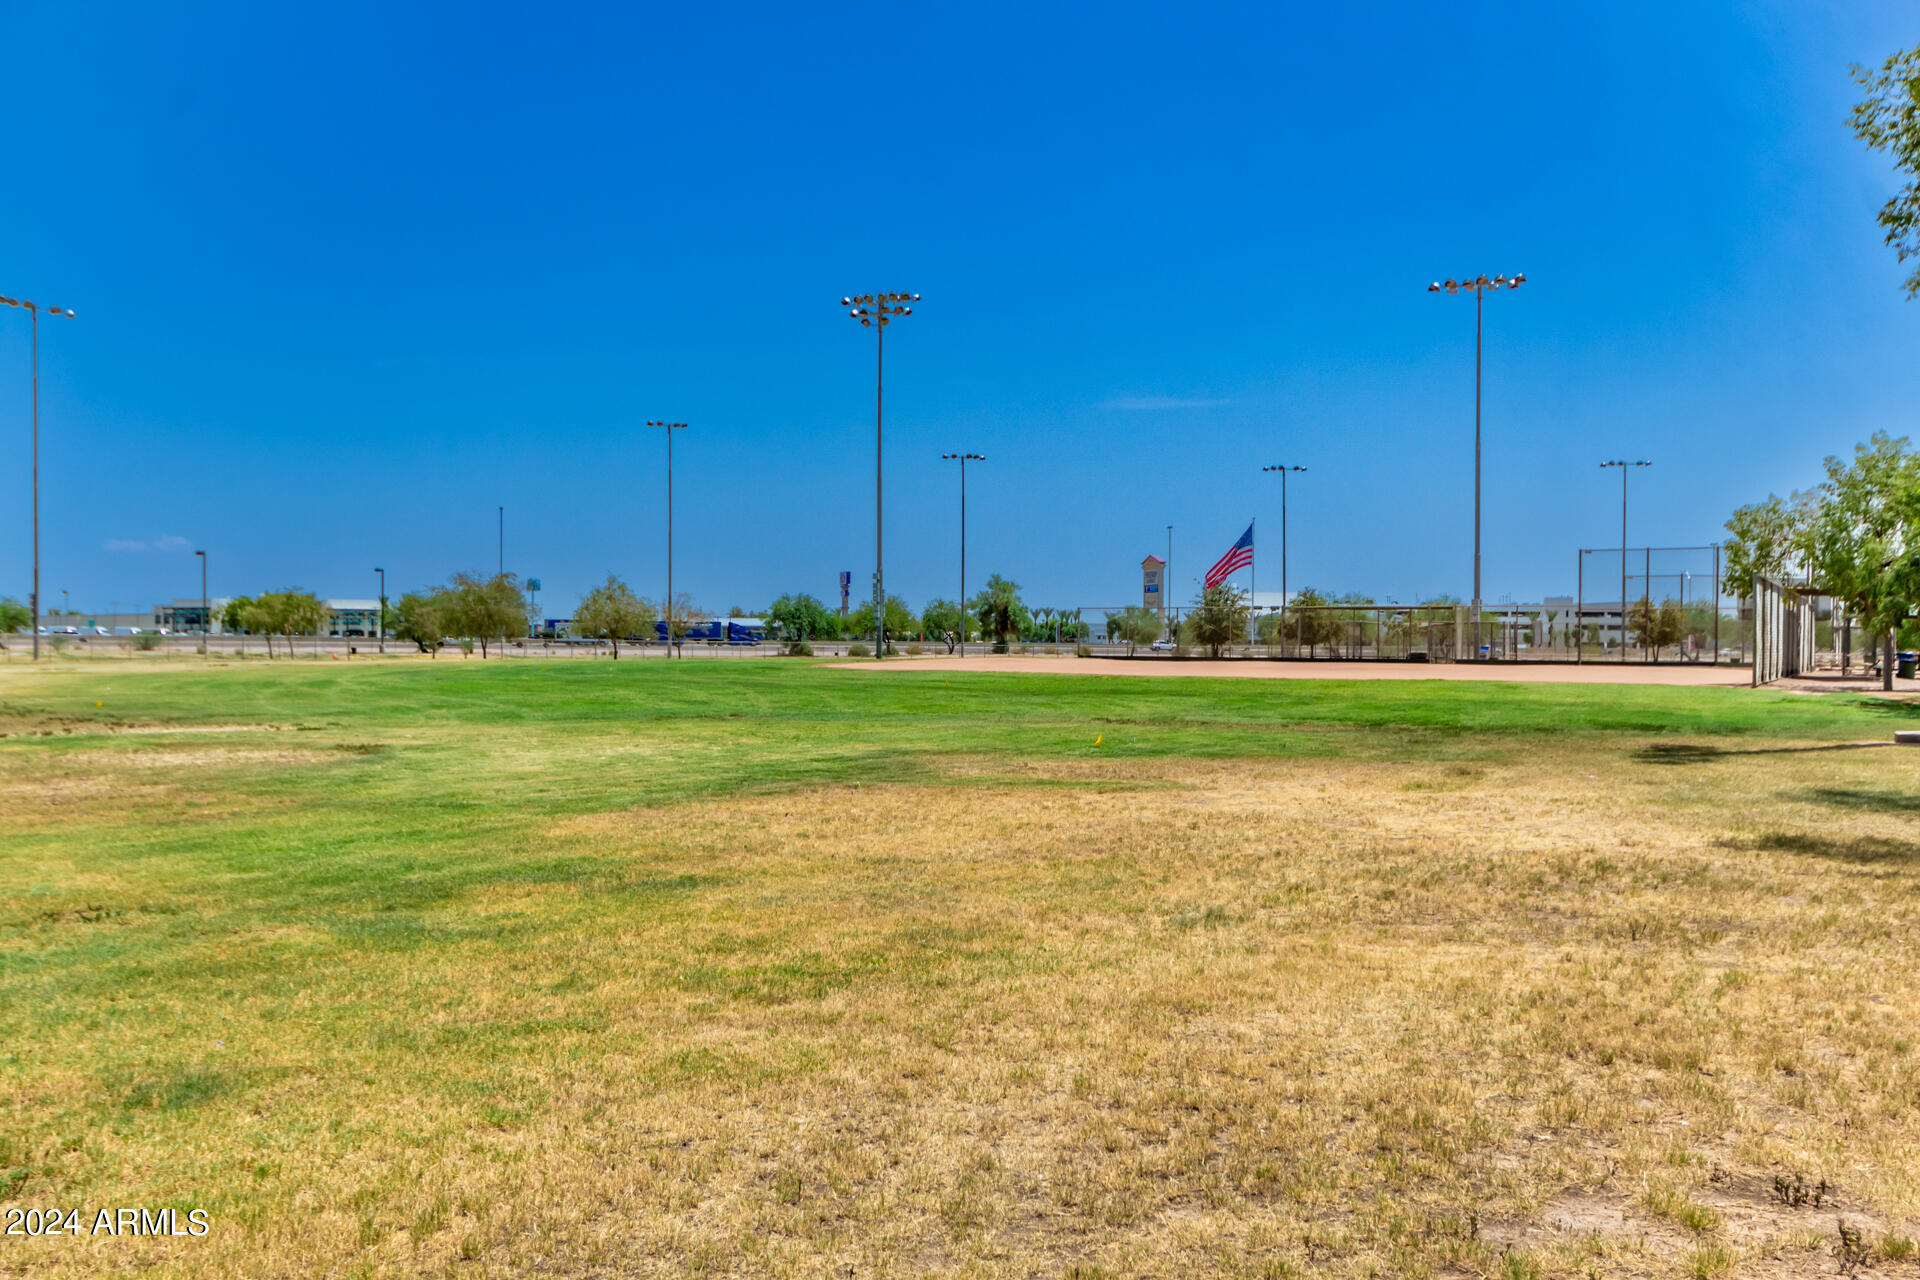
[3,660,1920,1278]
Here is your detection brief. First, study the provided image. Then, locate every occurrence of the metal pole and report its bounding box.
[1281,468,1289,623]
[1644,547,1652,663]
[874,322,884,659]
[198,551,208,655]
[377,568,386,655]
[1713,544,1721,664]
[1577,551,1584,664]
[959,457,966,658]
[1166,525,1172,636]
[31,308,40,663]
[1621,466,1628,664]
[1472,283,1482,650]
[667,426,674,657]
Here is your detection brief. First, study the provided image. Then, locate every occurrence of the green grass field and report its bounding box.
[4,659,1920,1278]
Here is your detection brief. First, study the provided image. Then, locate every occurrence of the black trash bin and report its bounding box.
[1899,651,1917,680]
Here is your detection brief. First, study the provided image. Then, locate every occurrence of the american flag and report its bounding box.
[1204,523,1253,590]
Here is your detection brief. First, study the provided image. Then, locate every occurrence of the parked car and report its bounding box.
[1150,637,1176,652]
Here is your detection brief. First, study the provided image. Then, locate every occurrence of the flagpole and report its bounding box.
[1249,516,1256,646]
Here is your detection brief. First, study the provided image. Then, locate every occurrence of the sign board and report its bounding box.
[1141,555,1166,612]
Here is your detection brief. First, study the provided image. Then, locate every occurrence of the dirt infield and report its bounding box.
[831,654,1770,686]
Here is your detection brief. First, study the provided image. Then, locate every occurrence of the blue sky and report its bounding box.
[3,2,1918,617]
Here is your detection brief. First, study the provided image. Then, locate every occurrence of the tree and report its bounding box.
[1626,597,1688,653]
[1851,46,1920,299]
[1106,605,1162,656]
[392,590,449,656]
[0,596,29,640]
[573,575,656,658]
[1803,434,1920,690]
[1726,433,1920,690]
[969,575,1028,647]
[242,589,326,658]
[846,595,916,652]
[446,572,527,658]
[1722,494,1807,600]
[1187,583,1251,657]
[658,592,700,656]
[919,597,970,651]
[222,597,253,636]
[1280,588,1343,658]
[767,593,837,643]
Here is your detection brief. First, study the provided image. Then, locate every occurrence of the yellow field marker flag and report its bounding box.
[1094,734,1102,746]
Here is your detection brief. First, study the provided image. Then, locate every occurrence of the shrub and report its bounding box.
[785,640,813,657]
[132,631,164,651]
[847,642,870,657]
[1075,643,1092,657]
[905,643,923,656]
[457,638,475,655]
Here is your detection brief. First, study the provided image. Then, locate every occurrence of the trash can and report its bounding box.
[1899,651,1916,680]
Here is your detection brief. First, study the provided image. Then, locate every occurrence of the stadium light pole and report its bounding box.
[1428,272,1524,654]
[196,549,208,655]
[1262,466,1306,624]
[649,422,688,656]
[375,567,386,655]
[1,294,76,662]
[840,292,919,659]
[1166,525,1173,636]
[1601,460,1650,661]
[942,452,984,657]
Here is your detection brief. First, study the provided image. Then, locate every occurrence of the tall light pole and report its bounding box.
[1166,525,1173,636]
[375,567,386,655]
[942,452,984,657]
[1428,272,1524,654]
[195,549,208,655]
[649,421,688,656]
[1262,466,1306,626]
[497,506,504,577]
[840,292,919,659]
[1,294,76,662]
[1601,460,1651,661]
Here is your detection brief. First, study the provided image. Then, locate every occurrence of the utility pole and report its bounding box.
[942,452,984,657]
[840,293,920,658]
[650,422,688,655]
[1428,273,1525,655]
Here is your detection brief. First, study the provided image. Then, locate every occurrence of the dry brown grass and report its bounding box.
[8,728,1920,1277]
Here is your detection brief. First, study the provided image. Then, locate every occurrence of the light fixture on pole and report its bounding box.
[375,567,386,655]
[649,421,688,656]
[1262,466,1306,628]
[840,292,919,659]
[195,549,208,655]
[1,293,76,663]
[1600,460,1651,661]
[941,452,984,657]
[1427,272,1524,655]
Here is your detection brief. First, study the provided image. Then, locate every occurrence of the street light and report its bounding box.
[941,452,984,656]
[1,293,76,662]
[649,421,688,656]
[840,291,920,659]
[196,549,208,655]
[1601,460,1651,661]
[375,567,386,655]
[1262,465,1306,638]
[1427,272,1524,654]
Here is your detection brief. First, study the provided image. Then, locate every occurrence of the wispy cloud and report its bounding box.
[1101,394,1234,411]
[104,534,193,553]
